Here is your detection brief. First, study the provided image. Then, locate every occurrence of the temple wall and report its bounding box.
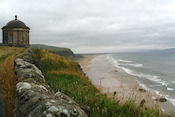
[2,28,29,47]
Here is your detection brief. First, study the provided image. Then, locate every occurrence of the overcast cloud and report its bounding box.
[0,0,175,53]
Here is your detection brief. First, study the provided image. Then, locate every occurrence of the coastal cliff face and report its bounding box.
[52,49,75,58]
[30,44,75,59]
[14,48,87,117]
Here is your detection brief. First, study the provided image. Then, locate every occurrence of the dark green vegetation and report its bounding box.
[32,48,166,117]
[31,44,71,52]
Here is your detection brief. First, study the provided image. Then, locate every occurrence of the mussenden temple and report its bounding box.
[1,16,30,47]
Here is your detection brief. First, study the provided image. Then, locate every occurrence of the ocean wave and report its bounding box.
[118,59,132,63]
[118,58,143,68]
[106,55,143,69]
[167,87,174,91]
[168,98,175,107]
[128,64,143,67]
[120,67,134,74]
[106,55,120,67]
[120,67,162,83]
[149,84,162,87]
[106,55,169,88]
[119,63,143,68]
[136,80,149,90]
[118,66,168,87]
[129,71,169,87]
[106,55,175,107]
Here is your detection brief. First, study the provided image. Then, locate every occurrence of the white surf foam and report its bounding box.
[168,98,175,107]
[118,59,132,63]
[113,58,143,68]
[121,67,168,87]
[106,55,170,87]
[120,63,143,68]
[128,63,143,67]
[136,80,149,91]
[120,67,134,74]
[106,55,120,67]
[167,87,174,91]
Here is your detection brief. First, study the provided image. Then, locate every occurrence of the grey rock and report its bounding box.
[15,58,45,83]
[155,97,167,102]
[80,106,90,117]
[138,88,146,92]
[16,48,33,63]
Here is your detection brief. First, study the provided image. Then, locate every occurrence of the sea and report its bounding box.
[105,49,175,111]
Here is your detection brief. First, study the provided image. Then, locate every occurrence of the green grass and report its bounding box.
[32,48,166,117]
[0,52,14,62]
[0,46,15,57]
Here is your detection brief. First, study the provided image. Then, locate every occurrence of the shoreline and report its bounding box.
[77,54,174,115]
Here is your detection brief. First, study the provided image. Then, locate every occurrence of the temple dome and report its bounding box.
[2,16,30,30]
[1,15,30,47]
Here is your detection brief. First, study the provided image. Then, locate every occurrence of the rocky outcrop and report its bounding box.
[155,97,167,102]
[14,48,88,117]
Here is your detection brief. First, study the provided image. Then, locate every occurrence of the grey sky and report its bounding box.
[1,0,175,53]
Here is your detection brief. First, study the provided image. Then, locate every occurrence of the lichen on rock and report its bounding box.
[16,82,32,93]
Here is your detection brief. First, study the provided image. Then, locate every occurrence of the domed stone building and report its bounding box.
[2,16,30,47]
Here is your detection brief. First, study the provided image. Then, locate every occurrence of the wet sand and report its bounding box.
[77,54,174,115]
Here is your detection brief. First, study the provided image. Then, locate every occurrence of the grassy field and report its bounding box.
[0,46,16,62]
[32,48,166,117]
[0,46,25,117]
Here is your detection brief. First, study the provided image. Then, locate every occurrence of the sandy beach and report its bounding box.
[77,54,175,115]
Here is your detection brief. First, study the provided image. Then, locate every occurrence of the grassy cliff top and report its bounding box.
[31,44,75,59]
[30,44,71,52]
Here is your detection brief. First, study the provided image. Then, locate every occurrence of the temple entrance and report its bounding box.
[8,34,13,44]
